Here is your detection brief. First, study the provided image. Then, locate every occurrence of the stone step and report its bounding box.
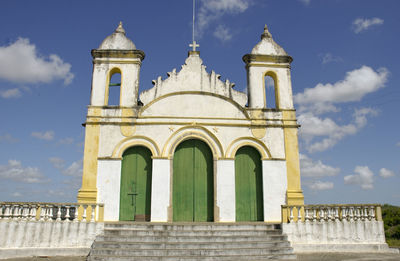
[92,240,291,250]
[104,222,281,231]
[89,246,294,257]
[88,223,296,260]
[103,228,282,237]
[96,234,288,243]
[88,253,297,261]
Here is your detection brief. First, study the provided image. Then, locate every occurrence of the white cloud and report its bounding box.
[11,192,22,197]
[0,160,46,183]
[300,154,340,177]
[265,76,274,89]
[31,130,54,141]
[48,158,82,188]
[0,88,21,98]
[48,189,66,197]
[379,168,395,178]
[294,66,388,113]
[197,0,251,38]
[49,157,65,169]
[0,38,74,85]
[344,166,374,189]
[299,108,377,152]
[308,181,334,191]
[213,24,233,42]
[298,0,311,6]
[0,133,18,143]
[352,18,384,34]
[320,53,342,64]
[62,160,83,177]
[58,137,74,145]
[49,157,82,177]
[294,66,386,152]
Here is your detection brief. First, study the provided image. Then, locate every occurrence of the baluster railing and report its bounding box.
[82,204,88,222]
[334,206,339,221]
[56,205,62,221]
[90,204,96,222]
[65,205,71,222]
[305,207,310,222]
[369,206,375,221]
[281,204,382,224]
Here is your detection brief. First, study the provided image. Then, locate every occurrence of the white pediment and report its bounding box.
[139,52,247,107]
[140,93,249,119]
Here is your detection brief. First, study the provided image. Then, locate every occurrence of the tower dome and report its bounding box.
[251,25,288,56]
[98,22,136,50]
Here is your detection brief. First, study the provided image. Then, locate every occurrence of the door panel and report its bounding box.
[173,139,213,222]
[120,146,152,221]
[235,146,263,221]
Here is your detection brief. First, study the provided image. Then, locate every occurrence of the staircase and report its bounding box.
[87,222,296,260]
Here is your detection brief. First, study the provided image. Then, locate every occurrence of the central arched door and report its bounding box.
[235,146,263,221]
[119,146,152,221]
[173,139,214,222]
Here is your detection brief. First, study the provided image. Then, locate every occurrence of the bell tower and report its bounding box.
[78,22,145,203]
[90,22,145,107]
[243,25,304,205]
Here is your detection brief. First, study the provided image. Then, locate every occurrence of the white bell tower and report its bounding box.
[90,22,145,107]
[78,22,145,203]
[243,25,294,110]
[243,25,304,205]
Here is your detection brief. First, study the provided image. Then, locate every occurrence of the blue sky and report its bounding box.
[0,0,399,205]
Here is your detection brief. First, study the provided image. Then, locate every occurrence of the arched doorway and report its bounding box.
[235,146,263,221]
[173,139,214,222]
[119,146,152,221]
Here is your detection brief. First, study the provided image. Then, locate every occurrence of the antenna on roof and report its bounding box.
[189,0,199,51]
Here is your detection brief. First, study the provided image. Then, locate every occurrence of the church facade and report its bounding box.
[77,23,304,222]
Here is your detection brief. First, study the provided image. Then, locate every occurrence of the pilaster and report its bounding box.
[282,110,304,205]
[216,159,236,222]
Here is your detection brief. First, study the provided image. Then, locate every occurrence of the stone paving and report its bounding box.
[2,252,400,261]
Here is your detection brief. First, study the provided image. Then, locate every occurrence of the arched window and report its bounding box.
[265,74,277,109]
[106,69,121,106]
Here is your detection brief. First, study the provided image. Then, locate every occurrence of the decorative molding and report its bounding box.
[139,53,247,106]
[242,54,293,64]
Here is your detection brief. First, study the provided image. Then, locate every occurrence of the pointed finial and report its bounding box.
[115,21,126,34]
[261,24,272,39]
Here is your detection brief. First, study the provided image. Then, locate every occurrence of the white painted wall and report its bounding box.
[282,221,397,253]
[216,160,236,222]
[263,160,287,222]
[0,221,103,259]
[97,160,121,221]
[150,159,171,222]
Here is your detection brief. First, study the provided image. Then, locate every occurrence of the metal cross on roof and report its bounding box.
[189,0,199,51]
[189,40,199,51]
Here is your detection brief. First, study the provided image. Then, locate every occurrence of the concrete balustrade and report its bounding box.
[0,202,105,259]
[281,204,382,223]
[0,202,104,222]
[281,204,396,253]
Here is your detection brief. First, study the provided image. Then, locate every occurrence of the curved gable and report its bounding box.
[139,52,247,107]
[140,92,249,119]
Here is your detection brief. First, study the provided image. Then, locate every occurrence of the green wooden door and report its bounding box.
[235,146,263,221]
[173,139,213,222]
[119,146,152,221]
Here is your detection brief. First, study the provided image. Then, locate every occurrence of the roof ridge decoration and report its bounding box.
[98,21,136,50]
[139,52,247,106]
[251,25,288,56]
